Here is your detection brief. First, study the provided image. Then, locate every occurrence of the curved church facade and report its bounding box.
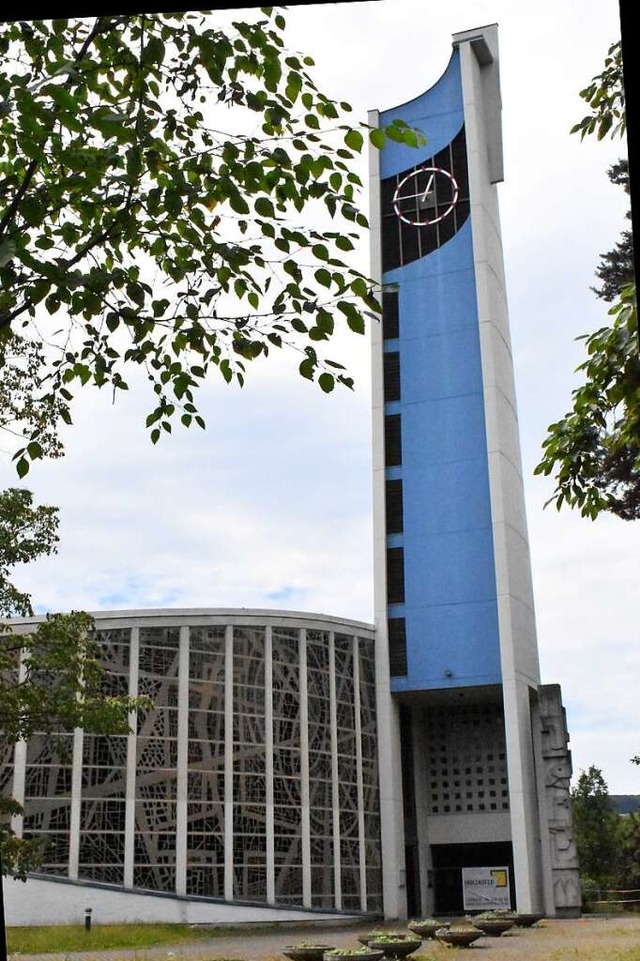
[3,610,382,923]
[2,25,580,926]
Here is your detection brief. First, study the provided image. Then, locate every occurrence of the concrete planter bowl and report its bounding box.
[284,947,336,961]
[510,913,544,928]
[367,939,422,959]
[469,917,514,937]
[324,951,384,961]
[357,933,410,946]
[408,920,447,939]
[435,927,483,948]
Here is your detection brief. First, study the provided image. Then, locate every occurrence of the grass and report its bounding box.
[549,949,640,961]
[6,922,218,954]
[6,920,320,954]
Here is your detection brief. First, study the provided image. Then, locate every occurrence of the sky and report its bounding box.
[2,0,639,793]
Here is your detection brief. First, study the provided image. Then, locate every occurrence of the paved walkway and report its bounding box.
[10,915,640,961]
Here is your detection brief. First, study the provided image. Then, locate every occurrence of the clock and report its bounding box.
[392,166,459,226]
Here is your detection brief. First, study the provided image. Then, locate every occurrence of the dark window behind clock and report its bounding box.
[380,125,470,273]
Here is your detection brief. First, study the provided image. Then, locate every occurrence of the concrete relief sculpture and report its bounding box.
[548,822,579,868]
[553,870,582,911]
[539,685,581,914]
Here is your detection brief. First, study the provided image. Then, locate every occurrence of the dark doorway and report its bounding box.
[399,706,421,917]
[431,842,514,914]
[405,843,421,918]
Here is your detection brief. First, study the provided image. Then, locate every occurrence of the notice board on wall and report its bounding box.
[461,867,511,911]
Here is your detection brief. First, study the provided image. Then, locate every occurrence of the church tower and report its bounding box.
[369,24,580,919]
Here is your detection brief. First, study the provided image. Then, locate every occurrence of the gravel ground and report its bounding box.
[10,916,640,961]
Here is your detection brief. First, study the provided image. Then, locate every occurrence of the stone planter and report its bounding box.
[510,913,544,928]
[367,939,422,959]
[435,927,483,948]
[284,947,336,961]
[357,934,408,947]
[324,951,384,961]
[408,920,447,939]
[469,918,514,937]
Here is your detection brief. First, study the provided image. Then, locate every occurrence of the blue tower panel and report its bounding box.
[380,51,464,179]
[380,51,501,693]
[395,601,502,693]
[402,458,494,538]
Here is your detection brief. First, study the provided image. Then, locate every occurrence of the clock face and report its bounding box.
[392,166,459,226]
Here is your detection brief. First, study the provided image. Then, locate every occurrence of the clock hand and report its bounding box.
[420,172,435,203]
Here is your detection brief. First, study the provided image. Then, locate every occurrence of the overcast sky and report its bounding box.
[2,0,638,794]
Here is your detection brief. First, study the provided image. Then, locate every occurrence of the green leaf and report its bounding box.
[335,235,354,252]
[229,192,250,215]
[164,188,183,215]
[143,36,165,65]
[338,299,366,334]
[347,313,365,335]
[344,128,364,153]
[16,457,30,479]
[318,372,334,393]
[286,71,302,103]
[126,283,146,308]
[19,196,44,227]
[597,114,613,140]
[299,357,315,380]
[47,84,79,113]
[255,197,275,218]
[27,441,43,460]
[351,277,368,298]
[264,56,282,91]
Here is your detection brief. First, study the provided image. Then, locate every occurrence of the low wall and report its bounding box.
[2,875,356,927]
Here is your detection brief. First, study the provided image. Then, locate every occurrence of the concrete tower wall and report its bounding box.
[453,24,544,913]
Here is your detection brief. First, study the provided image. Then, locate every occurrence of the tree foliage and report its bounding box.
[0,487,58,616]
[571,766,621,891]
[617,812,640,894]
[0,11,421,475]
[535,284,640,519]
[535,40,639,520]
[0,489,147,877]
[570,41,625,143]
[592,161,635,303]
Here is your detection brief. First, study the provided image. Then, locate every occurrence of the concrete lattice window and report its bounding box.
[3,613,382,914]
